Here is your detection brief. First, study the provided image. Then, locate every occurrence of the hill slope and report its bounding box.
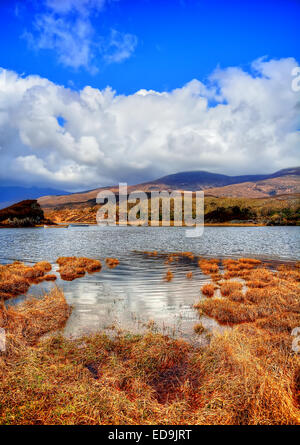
[38,167,300,208]
[205,175,300,198]
[0,200,49,227]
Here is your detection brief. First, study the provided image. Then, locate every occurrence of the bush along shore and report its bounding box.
[0,257,299,425]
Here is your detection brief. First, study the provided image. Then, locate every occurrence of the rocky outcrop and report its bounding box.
[0,200,51,227]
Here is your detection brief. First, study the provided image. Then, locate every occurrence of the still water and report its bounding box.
[0,226,299,341]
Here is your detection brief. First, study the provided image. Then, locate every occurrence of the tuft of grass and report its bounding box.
[194,323,205,335]
[0,261,53,299]
[198,298,258,325]
[0,287,71,345]
[164,270,173,282]
[201,283,215,297]
[56,257,102,281]
[1,256,299,425]
[1,282,299,425]
[105,258,120,269]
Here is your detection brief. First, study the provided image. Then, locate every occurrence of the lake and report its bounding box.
[1,225,299,341]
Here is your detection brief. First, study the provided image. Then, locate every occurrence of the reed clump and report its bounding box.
[0,261,53,299]
[164,270,173,282]
[181,252,194,260]
[220,280,243,297]
[198,259,219,276]
[56,257,102,281]
[0,287,71,345]
[222,258,263,279]
[201,283,215,297]
[105,258,120,269]
[194,323,205,335]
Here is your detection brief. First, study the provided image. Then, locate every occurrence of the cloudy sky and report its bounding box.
[0,0,299,191]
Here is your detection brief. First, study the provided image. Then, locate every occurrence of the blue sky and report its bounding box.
[1,0,299,94]
[0,0,299,190]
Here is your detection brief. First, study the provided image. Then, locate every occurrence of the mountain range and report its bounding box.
[37,167,300,208]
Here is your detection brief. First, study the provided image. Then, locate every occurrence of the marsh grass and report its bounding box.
[0,261,53,299]
[220,280,243,297]
[105,258,120,269]
[0,279,299,424]
[164,270,173,282]
[198,259,219,276]
[1,256,299,425]
[201,283,215,297]
[194,259,300,423]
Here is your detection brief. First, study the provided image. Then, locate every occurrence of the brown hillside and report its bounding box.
[0,200,48,227]
[205,175,300,198]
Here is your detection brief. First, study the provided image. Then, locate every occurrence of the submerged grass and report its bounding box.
[194,259,300,424]
[201,283,215,297]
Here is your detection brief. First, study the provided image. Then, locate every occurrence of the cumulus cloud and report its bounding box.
[23,0,137,72]
[103,29,138,64]
[0,57,299,190]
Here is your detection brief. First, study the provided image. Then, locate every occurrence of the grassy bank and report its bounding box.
[0,259,299,425]
[43,194,300,225]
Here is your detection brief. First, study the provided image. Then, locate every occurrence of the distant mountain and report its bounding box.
[38,167,300,208]
[146,167,300,191]
[0,186,69,209]
[205,175,300,198]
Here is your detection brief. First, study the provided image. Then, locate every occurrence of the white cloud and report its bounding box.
[0,57,299,190]
[23,0,137,72]
[104,29,138,64]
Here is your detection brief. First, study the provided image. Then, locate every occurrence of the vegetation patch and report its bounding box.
[0,261,53,299]
[164,270,173,282]
[0,278,299,425]
[56,257,102,281]
[201,283,215,297]
[105,258,120,268]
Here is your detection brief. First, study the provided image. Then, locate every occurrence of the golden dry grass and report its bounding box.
[194,323,205,335]
[105,258,120,269]
[0,261,53,299]
[164,270,173,282]
[201,283,215,297]
[198,259,219,276]
[0,287,71,345]
[220,280,243,297]
[56,257,102,281]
